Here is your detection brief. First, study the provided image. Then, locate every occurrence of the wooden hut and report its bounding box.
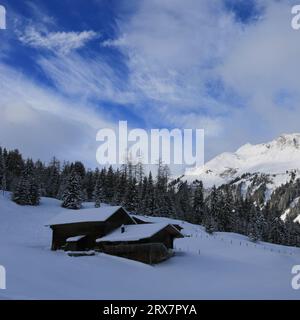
[96,223,184,264]
[46,206,136,251]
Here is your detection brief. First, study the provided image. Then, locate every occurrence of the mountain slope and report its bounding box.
[184,133,300,223]
[185,133,300,189]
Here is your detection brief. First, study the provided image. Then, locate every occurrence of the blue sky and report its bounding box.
[0,0,300,172]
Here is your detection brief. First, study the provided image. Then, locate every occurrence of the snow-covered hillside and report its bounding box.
[185,133,300,190]
[0,194,300,299]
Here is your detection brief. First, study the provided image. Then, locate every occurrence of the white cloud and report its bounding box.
[102,0,241,135]
[37,52,136,105]
[218,1,300,142]
[19,27,98,54]
[0,62,114,167]
[220,2,300,96]
[97,0,248,170]
[102,0,300,161]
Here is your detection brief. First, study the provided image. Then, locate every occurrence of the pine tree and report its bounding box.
[82,170,95,201]
[57,162,71,200]
[267,217,287,245]
[204,212,217,234]
[61,170,82,209]
[6,148,24,190]
[207,186,220,227]
[114,172,127,205]
[135,160,144,184]
[176,181,192,220]
[219,186,234,232]
[202,185,227,232]
[12,172,31,205]
[143,172,155,216]
[104,166,115,204]
[28,176,40,206]
[123,177,139,213]
[94,176,104,208]
[72,161,86,179]
[34,160,46,196]
[45,157,60,198]
[155,163,175,217]
[248,207,264,242]
[12,161,40,206]
[192,180,205,224]
[138,175,148,212]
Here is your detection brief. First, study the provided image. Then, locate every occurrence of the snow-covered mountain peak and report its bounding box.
[269,133,300,149]
[185,133,300,189]
[236,133,300,156]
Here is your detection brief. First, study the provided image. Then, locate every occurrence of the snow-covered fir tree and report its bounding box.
[204,213,217,234]
[45,157,60,198]
[123,177,139,213]
[143,172,155,216]
[103,166,115,204]
[12,160,40,206]
[61,170,82,209]
[94,175,105,208]
[176,181,192,220]
[192,180,205,224]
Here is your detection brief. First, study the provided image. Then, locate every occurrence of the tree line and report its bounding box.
[1,146,300,247]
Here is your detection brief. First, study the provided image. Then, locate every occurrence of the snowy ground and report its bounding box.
[0,193,300,300]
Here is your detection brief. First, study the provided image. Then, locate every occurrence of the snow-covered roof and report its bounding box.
[66,235,86,242]
[46,206,134,226]
[96,223,183,243]
[131,214,153,223]
[131,214,183,230]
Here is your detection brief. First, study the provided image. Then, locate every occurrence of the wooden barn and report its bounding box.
[95,223,184,264]
[46,206,136,251]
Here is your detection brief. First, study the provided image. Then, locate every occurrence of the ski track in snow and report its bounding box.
[0,193,300,299]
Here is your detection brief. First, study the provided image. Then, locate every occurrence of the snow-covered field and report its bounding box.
[0,193,300,300]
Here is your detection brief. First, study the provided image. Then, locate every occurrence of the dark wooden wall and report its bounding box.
[98,243,171,264]
[50,208,135,250]
[96,228,178,251]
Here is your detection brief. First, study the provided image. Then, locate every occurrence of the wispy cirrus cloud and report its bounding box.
[37,52,136,105]
[0,61,114,166]
[19,27,98,54]
[0,3,137,167]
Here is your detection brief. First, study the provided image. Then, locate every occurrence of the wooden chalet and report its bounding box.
[96,223,184,264]
[46,206,184,264]
[46,206,136,251]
